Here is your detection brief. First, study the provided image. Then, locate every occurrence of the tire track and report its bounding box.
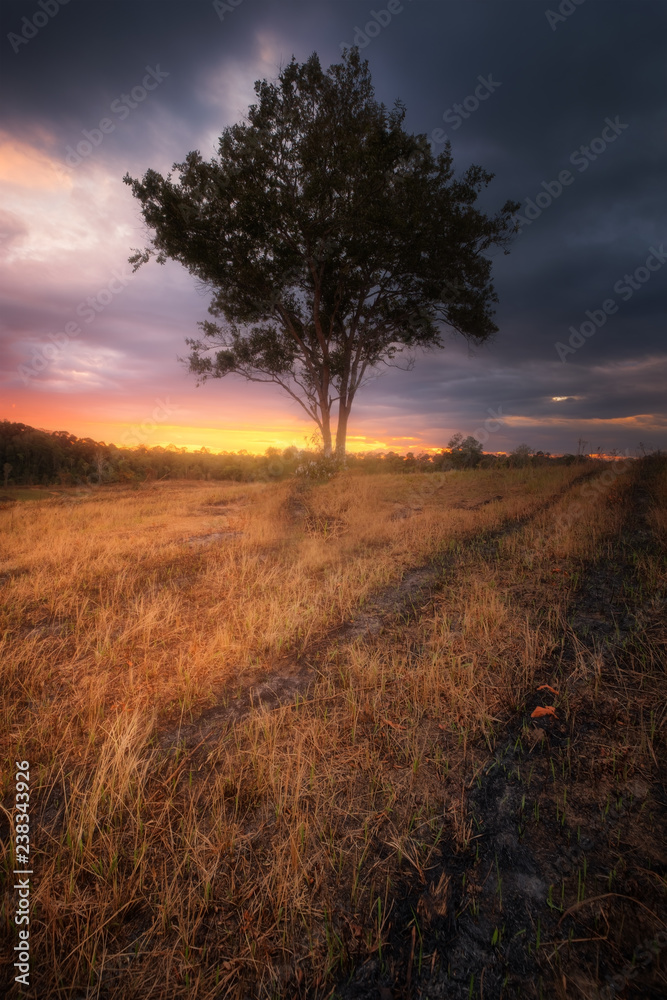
[158,467,600,751]
[334,457,666,1000]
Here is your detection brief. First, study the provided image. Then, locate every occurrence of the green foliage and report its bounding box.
[124,49,519,457]
[2,420,587,487]
[0,421,300,486]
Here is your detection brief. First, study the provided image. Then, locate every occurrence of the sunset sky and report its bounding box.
[1,0,665,456]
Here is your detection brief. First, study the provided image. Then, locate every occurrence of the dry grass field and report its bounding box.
[1,459,665,998]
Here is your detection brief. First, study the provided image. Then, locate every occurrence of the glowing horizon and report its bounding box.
[2,403,652,461]
[0,407,450,456]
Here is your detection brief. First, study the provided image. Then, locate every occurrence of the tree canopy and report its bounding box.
[124,49,519,457]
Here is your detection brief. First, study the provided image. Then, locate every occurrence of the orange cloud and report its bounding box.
[502,413,667,431]
[0,132,71,191]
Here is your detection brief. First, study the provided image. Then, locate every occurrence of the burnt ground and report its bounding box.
[158,468,600,752]
[332,457,667,1000]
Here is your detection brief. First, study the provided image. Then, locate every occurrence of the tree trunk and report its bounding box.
[321,408,333,457]
[335,402,351,460]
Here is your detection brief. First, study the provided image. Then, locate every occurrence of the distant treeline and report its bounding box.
[0,421,585,488]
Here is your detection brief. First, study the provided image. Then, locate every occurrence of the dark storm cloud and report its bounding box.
[1,0,665,453]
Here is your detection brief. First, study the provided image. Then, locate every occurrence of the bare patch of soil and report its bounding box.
[184,530,244,545]
[390,505,424,521]
[452,494,503,511]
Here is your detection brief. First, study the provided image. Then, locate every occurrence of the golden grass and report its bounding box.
[4,461,662,997]
[1,465,583,737]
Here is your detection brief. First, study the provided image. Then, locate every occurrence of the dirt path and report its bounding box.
[334,458,667,999]
[158,469,600,752]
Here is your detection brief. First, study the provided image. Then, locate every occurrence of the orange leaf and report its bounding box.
[537,684,560,696]
[531,705,557,719]
[382,718,407,731]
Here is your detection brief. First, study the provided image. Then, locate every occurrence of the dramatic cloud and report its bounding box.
[1,0,665,455]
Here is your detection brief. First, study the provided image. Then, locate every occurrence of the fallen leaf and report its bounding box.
[537,684,560,696]
[382,718,407,731]
[531,705,557,719]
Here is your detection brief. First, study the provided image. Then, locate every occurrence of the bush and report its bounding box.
[295,454,342,481]
[509,443,533,468]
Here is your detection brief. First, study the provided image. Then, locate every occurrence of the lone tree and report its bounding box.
[124,49,519,459]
